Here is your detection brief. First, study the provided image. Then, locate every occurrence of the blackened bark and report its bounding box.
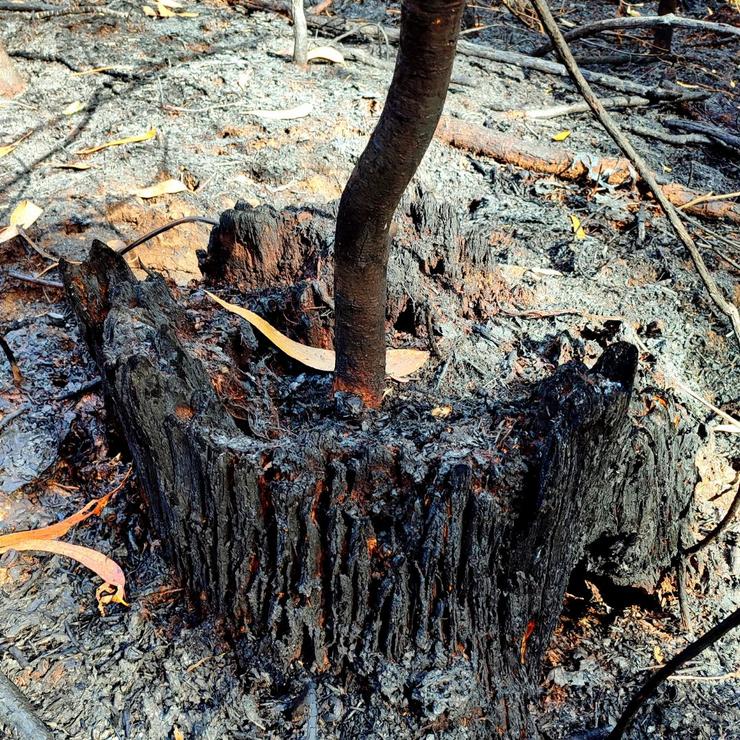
[62,242,697,737]
[333,0,465,406]
[655,0,678,53]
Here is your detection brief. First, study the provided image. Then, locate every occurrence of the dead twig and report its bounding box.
[531,13,740,57]
[664,119,740,154]
[529,0,740,350]
[7,271,64,289]
[0,671,54,740]
[0,335,22,386]
[606,606,740,738]
[116,216,218,257]
[625,122,712,147]
[511,95,653,120]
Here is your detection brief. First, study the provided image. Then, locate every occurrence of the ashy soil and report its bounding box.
[1,1,739,738]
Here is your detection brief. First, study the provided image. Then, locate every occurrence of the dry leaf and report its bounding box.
[431,405,452,418]
[76,127,156,155]
[173,728,185,740]
[0,132,31,158]
[62,100,85,116]
[52,161,92,170]
[307,46,344,64]
[552,129,571,142]
[0,492,116,551]
[156,1,175,16]
[0,486,125,611]
[569,214,586,240]
[0,200,43,244]
[177,11,199,17]
[206,292,429,379]
[142,5,157,15]
[10,200,42,228]
[652,645,664,664]
[132,178,187,199]
[72,66,118,77]
[245,103,312,121]
[0,538,127,601]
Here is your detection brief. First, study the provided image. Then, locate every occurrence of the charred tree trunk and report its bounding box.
[62,230,695,737]
[333,0,465,406]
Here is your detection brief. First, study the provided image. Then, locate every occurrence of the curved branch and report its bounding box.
[531,12,740,57]
[682,478,740,556]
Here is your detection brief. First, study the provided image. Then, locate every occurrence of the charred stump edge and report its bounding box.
[62,242,692,736]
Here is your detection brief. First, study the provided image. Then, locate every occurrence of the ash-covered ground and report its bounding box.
[1,1,739,737]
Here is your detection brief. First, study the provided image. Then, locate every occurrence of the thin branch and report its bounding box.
[7,271,64,289]
[511,95,651,120]
[116,216,218,257]
[606,606,740,738]
[529,0,740,349]
[682,479,740,556]
[531,13,740,57]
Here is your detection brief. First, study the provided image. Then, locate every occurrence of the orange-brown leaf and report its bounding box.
[0,539,126,592]
[206,291,429,379]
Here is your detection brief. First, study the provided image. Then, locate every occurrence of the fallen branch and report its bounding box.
[528,0,740,348]
[509,95,653,120]
[664,119,740,154]
[531,13,740,57]
[434,116,740,223]
[607,606,740,738]
[242,0,706,102]
[0,671,54,740]
[625,122,712,147]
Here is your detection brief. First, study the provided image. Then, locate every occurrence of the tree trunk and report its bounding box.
[333,0,465,406]
[62,223,695,736]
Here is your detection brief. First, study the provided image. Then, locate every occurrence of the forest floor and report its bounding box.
[1,0,739,738]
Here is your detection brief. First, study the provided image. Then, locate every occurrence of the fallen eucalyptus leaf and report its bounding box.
[76,127,156,155]
[0,538,127,606]
[307,46,344,64]
[0,200,43,244]
[155,1,175,15]
[52,161,92,170]
[245,103,312,120]
[206,291,429,379]
[0,490,117,551]
[569,214,586,240]
[62,100,85,115]
[0,131,31,158]
[132,178,187,199]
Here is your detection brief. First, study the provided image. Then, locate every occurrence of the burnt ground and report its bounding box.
[1,0,739,737]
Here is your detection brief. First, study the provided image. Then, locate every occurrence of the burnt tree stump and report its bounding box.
[62,209,695,736]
